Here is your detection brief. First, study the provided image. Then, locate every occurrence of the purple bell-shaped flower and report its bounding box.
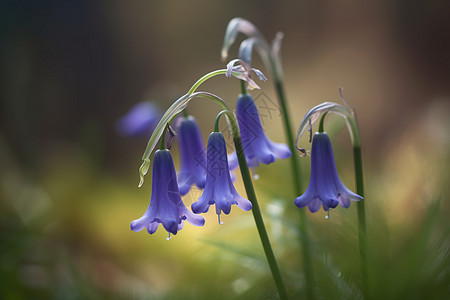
[176,116,207,195]
[295,132,362,212]
[228,94,291,169]
[131,149,205,236]
[192,132,252,222]
[116,101,160,137]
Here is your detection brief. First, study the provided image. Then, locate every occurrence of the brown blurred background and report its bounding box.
[2,0,450,170]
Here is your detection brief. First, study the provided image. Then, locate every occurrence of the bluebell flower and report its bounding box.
[131,149,205,236]
[176,116,207,195]
[116,101,161,137]
[295,132,362,212]
[228,94,291,168]
[192,132,252,221]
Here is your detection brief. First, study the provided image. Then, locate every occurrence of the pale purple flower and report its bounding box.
[295,132,362,212]
[176,116,207,195]
[116,101,160,137]
[228,94,291,169]
[130,149,204,236]
[192,132,252,220]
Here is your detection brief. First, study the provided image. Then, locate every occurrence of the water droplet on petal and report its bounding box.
[325,211,330,220]
[166,233,172,240]
[218,214,224,225]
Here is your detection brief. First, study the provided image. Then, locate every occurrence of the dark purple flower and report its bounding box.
[116,101,160,137]
[131,149,205,236]
[228,94,291,169]
[176,116,207,195]
[192,132,252,220]
[295,132,362,212]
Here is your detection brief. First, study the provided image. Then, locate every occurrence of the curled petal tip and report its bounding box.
[253,68,267,81]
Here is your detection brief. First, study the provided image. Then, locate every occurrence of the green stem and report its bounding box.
[214,110,230,132]
[214,109,288,298]
[240,80,247,95]
[353,145,368,297]
[233,133,289,300]
[274,79,314,300]
[160,129,166,150]
[318,112,328,133]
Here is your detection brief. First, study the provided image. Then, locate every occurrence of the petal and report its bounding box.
[227,151,239,170]
[234,195,252,211]
[181,207,205,227]
[308,197,322,213]
[338,194,351,208]
[294,186,315,208]
[130,213,152,232]
[146,222,160,234]
[177,220,185,232]
[177,116,207,194]
[192,195,211,214]
[216,196,232,215]
[339,185,363,202]
[268,140,292,160]
[177,172,194,196]
[161,217,179,235]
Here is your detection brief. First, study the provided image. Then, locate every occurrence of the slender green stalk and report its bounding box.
[234,133,289,300]
[353,145,368,297]
[216,110,288,299]
[240,80,247,95]
[274,78,314,300]
[187,70,228,95]
[318,112,328,133]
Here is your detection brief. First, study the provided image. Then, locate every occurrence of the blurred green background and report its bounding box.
[1,0,450,299]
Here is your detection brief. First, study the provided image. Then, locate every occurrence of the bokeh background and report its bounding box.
[1,1,449,299]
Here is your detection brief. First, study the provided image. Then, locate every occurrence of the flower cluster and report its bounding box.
[128,23,363,239]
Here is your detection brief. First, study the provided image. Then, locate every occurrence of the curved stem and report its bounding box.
[233,132,289,300]
[141,92,230,161]
[318,112,328,133]
[187,69,227,95]
[214,110,233,133]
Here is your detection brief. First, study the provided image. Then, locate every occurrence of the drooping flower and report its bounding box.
[295,132,362,212]
[228,94,291,169]
[131,149,205,236]
[176,116,207,195]
[116,101,161,137]
[192,132,252,221]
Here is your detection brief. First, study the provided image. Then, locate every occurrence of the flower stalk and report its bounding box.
[353,134,368,298]
[216,110,289,300]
